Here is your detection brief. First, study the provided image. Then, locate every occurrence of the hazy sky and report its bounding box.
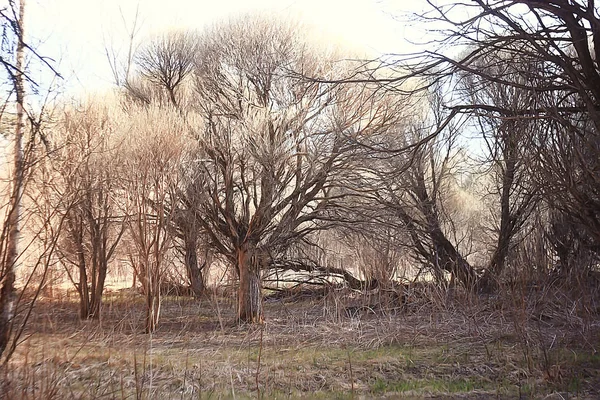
[25,0,426,95]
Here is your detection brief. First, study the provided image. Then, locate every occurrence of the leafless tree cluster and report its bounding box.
[335,0,600,292]
[50,103,125,320]
[2,1,600,363]
[454,1,600,283]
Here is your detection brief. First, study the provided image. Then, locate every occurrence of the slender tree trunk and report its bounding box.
[129,254,138,289]
[236,245,263,323]
[478,228,512,292]
[69,217,92,319]
[78,246,90,319]
[87,214,107,319]
[145,286,161,333]
[0,0,26,359]
[131,269,137,289]
[89,259,107,319]
[478,135,519,293]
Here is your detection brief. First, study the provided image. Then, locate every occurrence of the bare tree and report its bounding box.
[126,32,207,297]
[171,155,211,297]
[461,54,540,291]
[190,17,402,322]
[368,88,478,289]
[51,101,125,320]
[0,143,71,363]
[122,105,185,333]
[129,31,197,108]
[104,4,142,86]
[323,0,600,289]
[394,0,600,264]
[0,0,61,361]
[0,0,26,359]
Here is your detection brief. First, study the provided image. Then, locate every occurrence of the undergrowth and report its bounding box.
[1,281,599,399]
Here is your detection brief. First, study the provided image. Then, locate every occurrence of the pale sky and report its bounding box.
[25,0,428,95]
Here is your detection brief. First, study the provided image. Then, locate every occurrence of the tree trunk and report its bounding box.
[140,261,161,333]
[131,269,137,289]
[184,233,204,297]
[237,246,263,323]
[145,289,161,333]
[478,228,511,292]
[78,249,90,319]
[478,133,519,293]
[0,269,16,359]
[89,259,107,319]
[0,0,25,360]
[430,228,477,288]
[414,175,477,289]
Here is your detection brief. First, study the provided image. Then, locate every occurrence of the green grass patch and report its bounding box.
[370,376,490,395]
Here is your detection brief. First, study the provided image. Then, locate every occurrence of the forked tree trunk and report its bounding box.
[78,270,107,320]
[478,134,520,293]
[76,250,107,320]
[0,0,25,360]
[141,269,161,333]
[145,289,161,333]
[236,245,263,323]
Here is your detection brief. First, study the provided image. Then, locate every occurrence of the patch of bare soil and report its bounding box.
[2,284,600,399]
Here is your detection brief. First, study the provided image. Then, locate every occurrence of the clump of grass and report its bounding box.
[370,376,488,395]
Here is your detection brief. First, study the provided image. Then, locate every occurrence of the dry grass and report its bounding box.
[1,283,600,399]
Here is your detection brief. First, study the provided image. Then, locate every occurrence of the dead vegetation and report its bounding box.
[2,277,599,399]
[2,3,600,399]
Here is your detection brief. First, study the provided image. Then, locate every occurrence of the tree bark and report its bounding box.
[77,242,90,319]
[89,258,107,319]
[184,232,205,297]
[142,267,161,333]
[145,288,161,333]
[429,228,476,288]
[413,168,477,289]
[236,245,263,323]
[477,125,527,293]
[0,0,25,360]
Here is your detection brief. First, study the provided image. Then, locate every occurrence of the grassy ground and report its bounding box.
[2,284,600,399]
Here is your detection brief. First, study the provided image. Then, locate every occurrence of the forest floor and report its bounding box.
[2,283,600,399]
